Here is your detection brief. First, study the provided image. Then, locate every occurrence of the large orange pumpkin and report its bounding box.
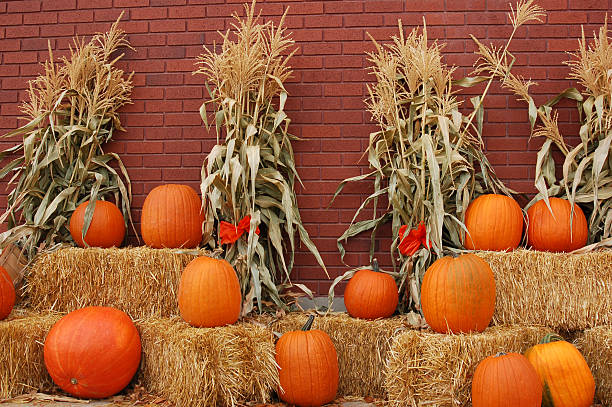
[527,197,588,252]
[276,315,339,406]
[472,352,542,407]
[178,256,241,327]
[344,259,398,320]
[0,266,15,320]
[140,184,205,248]
[524,334,595,407]
[464,194,523,251]
[69,200,125,248]
[420,253,495,333]
[43,306,141,399]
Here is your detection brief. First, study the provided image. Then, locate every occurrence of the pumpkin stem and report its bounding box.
[301,315,315,331]
[372,258,380,273]
[539,333,564,344]
[494,352,506,357]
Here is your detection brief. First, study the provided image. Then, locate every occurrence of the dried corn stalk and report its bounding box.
[0,16,133,262]
[332,1,544,311]
[196,1,325,312]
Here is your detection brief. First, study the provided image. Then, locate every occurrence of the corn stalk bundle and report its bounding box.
[196,1,325,313]
[332,1,543,311]
[503,20,612,244]
[0,16,133,261]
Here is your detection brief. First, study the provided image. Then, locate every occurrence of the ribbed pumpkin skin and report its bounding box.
[141,184,204,249]
[276,329,339,406]
[472,353,542,407]
[420,254,496,333]
[178,256,241,327]
[524,340,595,407]
[527,198,588,252]
[69,200,126,248]
[464,194,523,251]
[43,306,141,399]
[344,268,398,319]
[0,266,15,320]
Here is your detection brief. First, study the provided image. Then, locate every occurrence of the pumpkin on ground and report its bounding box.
[526,197,588,252]
[344,259,398,320]
[140,184,204,248]
[524,334,595,407]
[43,306,141,399]
[178,256,241,327]
[420,253,495,333]
[0,266,15,320]
[472,352,542,407]
[463,194,523,251]
[69,200,125,248]
[275,315,339,407]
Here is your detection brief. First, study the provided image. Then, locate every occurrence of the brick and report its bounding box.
[143,155,182,168]
[78,0,112,8]
[404,0,444,11]
[287,2,324,15]
[93,8,125,21]
[24,12,58,25]
[6,25,38,38]
[7,1,41,13]
[42,0,76,10]
[167,33,204,45]
[168,5,205,18]
[304,15,342,28]
[145,73,184,86]
[549,11,587,24]
[4,51,38,64]
[0,40,21,52]
[40,24,74,37]
[150,19,186,32]
[324,2,362,13]
[114,0,149,6]
[164,140,202,153]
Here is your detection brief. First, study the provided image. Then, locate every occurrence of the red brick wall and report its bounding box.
[0,0,609,294]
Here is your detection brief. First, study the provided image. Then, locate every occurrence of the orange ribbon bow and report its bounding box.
[219,215,260,245]
[398,222,431,257]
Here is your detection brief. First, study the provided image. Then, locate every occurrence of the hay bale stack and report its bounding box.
[138,317,278,407]
[0,310,62,398]
[27,247,211,319]
[477,249,612,330]
[575,326,612,406]
[385,325,550,407]
[270,312,415,398]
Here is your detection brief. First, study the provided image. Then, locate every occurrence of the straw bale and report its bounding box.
[138,317,278,407]
[477,249,612,330]
[268,312,415,398]
[385,325,550,407]
[27,247,212,319]
[575,325,612,406]
[0,309,62,398]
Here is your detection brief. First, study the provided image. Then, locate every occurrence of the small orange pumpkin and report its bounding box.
[420,253,496,333]
[463,194,523,251]
[276,315,339,406]
[472,352,542,407]
[140,184,205,249]
[43,306,141,399]
[527,197,588,252]
[0,266,15,320]
[344,259,398,320]
[178,256,241,327]
[69,200,126,248]
[524,334,595,407]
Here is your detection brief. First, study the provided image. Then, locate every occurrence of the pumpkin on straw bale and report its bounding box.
[27,247,212,319]
[0,16,133,261]
[384,325,551,407]
[575,326,612,407]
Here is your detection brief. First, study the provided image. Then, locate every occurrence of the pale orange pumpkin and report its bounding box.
[527,198,588,252]
[344,259,398,320]
[420,253,496,333]
[524,334,595,407]
[69,200,125,248]
[276,315,339,406]
[464,194,523,251]
[140,184,205,249]
[472,352,542,407]
[178,256,241,327]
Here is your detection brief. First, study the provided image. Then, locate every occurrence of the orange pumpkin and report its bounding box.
[524,334,595,407]
[464,194,523,251]
[276,315,339,406]
[527,197,588,252]
[140,184,204,248]
[420,253,495,333]
[69,200,126,248]
[344,259,398,320]
[472,352,542,407]
[178,256,241,327]
[0,266,15,320]
[43,306,141,399]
